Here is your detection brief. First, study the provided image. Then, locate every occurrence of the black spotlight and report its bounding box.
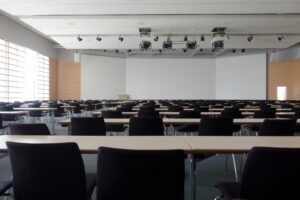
[77,35,83,42]
[159,49,162,54]
[201,35,205,41]
[96,36,102,42]
[278,36,285,41]
[186,41,197,49]
[104,49,106,52]
[118,35,124,42]
[247,35,253,42]
[163,38,172,49]
[183,49,187,52]
[154,35,159,42]
[127,49,132,53]
[199,48,203,52]
[116,50,119,53]
[184,35,188,42]
[232,49,236,53]
[241,49,246,53]
[139,41,152,51]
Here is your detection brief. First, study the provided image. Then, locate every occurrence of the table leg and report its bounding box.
[189,154,196,200]
[232,154,239,181]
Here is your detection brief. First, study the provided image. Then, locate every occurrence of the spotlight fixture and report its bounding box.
[116,50,119,53]
[201,35,205,41]
[139,40,152,51]
[184,35,188,42]
[241,49,246,53]
[154,35,159,42]
[186,41,197,50]
[232,49,236,53]
[183,49,187,52]
[77,35,83,42]
[278,35,285,41]
[247,35,253,42]
[127,49,132,53]
[96,36,102,42]
[104,49,106,52]
[199,48,203,52]
[118,35,124,42]
[163,37,172,49]
[159,49,162,54]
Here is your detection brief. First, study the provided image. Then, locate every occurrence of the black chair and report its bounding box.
[116,107,132,112]
[101,111,126,134]
[176,111,201,134]
[139,106,155,111]
[249,110,276,134]
[199,118,234,136]
[215,147,300,200]
[128,117,164,136]
[258,119,296,136]
[0,105,19,122]
[137,110,160,118]
[7,142,96,200]
[70,117,106,136]
[168,106,183,112]
[97,147,185,200]
[8,123,50,135]
[220,110,243,133]
[0,180,12,197]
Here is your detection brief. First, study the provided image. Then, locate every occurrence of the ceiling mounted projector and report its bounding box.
[211,27,227,49]
[186,41,197,49]
[139,40,152,51]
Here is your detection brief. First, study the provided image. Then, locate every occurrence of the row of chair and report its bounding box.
[5,117,298,136]
[1,143,299,200]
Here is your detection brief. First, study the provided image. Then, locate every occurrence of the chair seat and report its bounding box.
[86,173,97,199]
[0,180,13,195]
[215,181,241,199]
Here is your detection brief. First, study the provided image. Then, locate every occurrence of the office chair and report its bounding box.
[128,117,164,136]
[70,117,106,136]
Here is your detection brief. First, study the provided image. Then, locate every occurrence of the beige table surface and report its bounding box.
[0,111,28,115]
[0,135,191,154]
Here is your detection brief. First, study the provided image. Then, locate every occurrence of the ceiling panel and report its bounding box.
[1,0,300,15]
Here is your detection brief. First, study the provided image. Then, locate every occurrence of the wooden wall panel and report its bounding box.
[58,60,81,100]
[49,58,58,100]
[268,58,300,100]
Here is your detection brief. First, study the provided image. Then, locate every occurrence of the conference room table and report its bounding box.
[13,107,57,132]
[0,135,299,200]
[91,111,295,117]
[59,118,300,126]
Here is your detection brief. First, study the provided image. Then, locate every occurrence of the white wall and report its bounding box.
[215,53,266,99]
[0,13,58,58]
[81,54,126,99]
[126,58,216,99]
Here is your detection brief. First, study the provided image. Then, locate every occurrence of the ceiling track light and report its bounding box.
[159,49,162,54]
[278,35,286,41]
[201,35,205,41]
[154,35,159,42]
[232,49,236,53]
[163,37,172,49]
[127,49,132,53]
[186,41,197,50]
[184,35,188,42]
[241,49,246,53]
[139,40,152,51]
[96,36,102,42]
[118,35,124,42]
[77,35,83,42]
[247,35,253,42]
[116,50,119,53]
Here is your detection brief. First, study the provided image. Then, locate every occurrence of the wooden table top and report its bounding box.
[0,111,28,115]
[14,107,57,111]
[58,118,300,126]
[1,135,299,154]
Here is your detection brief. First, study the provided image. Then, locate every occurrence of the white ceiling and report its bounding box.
[1,0,300,55]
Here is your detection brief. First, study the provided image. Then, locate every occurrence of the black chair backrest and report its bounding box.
[168,106,183,112]
[116,107,132,112]
[97,147,185,200]
[199,118,233,136]
[6,142,88,200]
[179,111,200,118]
[253,110,276,118]
[240,147,300,199]
[220,110,243,119]
[129,117,164,136]
[139,106,155,111]
[194,106,209,112]
[101,111,123,118]
[0,115,3,129]
[258,119,296,136]
[8,123,50,135]
[71,117,106,136]
[137,110,160,118]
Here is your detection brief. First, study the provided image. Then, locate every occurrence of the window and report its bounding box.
[0,39,49,102]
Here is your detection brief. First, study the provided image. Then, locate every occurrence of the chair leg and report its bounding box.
[232,154,239,181]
